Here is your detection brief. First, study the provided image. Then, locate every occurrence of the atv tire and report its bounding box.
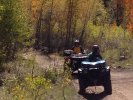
[104,79,112,95]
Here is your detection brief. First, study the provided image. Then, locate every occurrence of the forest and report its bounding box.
[0,0,133,100]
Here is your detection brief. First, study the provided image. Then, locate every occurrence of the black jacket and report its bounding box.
[87,52,102,62]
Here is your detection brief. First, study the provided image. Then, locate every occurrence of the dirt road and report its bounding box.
[73,68,133,100]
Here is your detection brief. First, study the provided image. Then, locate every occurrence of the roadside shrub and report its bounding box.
[2,54,74,100]
[4,74,52,100]
[44,68,62,84]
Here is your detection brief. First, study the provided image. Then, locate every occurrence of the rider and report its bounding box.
[88,45,102,62]
[72,40,83,54]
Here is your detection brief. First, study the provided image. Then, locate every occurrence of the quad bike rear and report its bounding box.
[78,60,112,95]
[63,50,88,72]
[70,54,88,72]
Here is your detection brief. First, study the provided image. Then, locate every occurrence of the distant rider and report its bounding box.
[72,40,83,54]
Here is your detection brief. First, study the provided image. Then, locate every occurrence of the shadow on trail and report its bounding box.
[80,91,108,100]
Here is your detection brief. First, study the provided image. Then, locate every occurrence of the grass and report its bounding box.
[45,85,76,100]
[111,58,133,69]
[0,53,78,100]
[102,49,133,69]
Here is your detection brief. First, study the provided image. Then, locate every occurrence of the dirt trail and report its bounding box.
[23,51,64,69]
[25,51,133,100]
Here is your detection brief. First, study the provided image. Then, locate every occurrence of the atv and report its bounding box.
[78,60,112,95]
[70,54,88,71]
[63,50,88,72]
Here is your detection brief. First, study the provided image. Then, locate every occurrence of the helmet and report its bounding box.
[92,45,100,53]
[74,40,80,46]
[74,39,79,43]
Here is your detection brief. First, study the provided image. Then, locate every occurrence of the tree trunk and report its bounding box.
[116,0,124,26]
[46,0,54,53]
[34,1,44,49]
